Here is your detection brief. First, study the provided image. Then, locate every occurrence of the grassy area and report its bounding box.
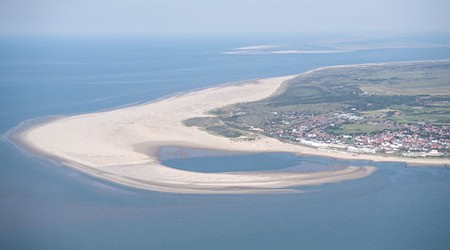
[330,124,387,135]
[206,126,243,138]
[184,117,245,138]
[392,114,450,124]
[357,65,450,95]
[362,109,398,115]
[386,104,450,123]
[184,117,222,127]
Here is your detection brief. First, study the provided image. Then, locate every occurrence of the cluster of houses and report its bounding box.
[248,111,449,157]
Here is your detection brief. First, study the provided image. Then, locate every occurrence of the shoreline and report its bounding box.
[7,60,450,194]
[9,113,376,194]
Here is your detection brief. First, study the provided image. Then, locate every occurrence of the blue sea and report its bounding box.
[1,34,450,249]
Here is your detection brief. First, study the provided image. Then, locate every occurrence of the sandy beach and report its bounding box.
[9,63,449,194]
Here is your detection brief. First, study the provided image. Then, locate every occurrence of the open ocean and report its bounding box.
[1,34,450,249]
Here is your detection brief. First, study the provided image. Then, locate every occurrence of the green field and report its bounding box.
[329,124,388,135]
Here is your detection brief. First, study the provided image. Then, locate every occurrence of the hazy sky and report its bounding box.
[1,0,449,35]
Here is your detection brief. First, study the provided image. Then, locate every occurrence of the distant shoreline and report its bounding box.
[7,60,450,194]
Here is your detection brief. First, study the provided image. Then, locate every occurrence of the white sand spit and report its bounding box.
[13,63,449,194]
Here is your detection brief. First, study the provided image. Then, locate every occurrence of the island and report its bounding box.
[8,61,450,194]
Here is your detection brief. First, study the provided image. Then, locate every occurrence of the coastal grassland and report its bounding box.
[184,117,243,138]
[356,64,450,95]
[391,113,450,124]
[184,61,450,156]
[328,124,388,135]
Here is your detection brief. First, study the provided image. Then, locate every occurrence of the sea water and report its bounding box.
[1,34,450,249]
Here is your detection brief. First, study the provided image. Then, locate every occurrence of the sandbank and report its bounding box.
[9,62,449,194]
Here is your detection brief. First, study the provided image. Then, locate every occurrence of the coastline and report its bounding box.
[7,60,450,194]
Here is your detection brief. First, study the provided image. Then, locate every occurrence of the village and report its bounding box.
[248,111,450,158]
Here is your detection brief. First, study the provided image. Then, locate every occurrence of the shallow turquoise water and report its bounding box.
[1,34,450,249]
